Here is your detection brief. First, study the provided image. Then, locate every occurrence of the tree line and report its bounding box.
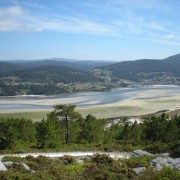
[0,105,179,152]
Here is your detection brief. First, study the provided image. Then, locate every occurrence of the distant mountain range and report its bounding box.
[0,58,116,72]
[0,54,180,83]
[0,54,180,96]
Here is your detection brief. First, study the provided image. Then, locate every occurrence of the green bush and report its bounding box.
[121,155,154,168]
[138,167,180,180]
[91,154,113,165]
[170,149,180,157]
[145,142,170,153]
[61,155,77,165]
[2,156,25,163]
[64,164,84,176]
[156,167,180,180]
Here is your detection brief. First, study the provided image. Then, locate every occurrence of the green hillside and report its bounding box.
[102,54,180,80]
[3,65,102,83]
[0,62,25,73]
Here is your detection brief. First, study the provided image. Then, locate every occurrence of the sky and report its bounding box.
[0,0,180,61]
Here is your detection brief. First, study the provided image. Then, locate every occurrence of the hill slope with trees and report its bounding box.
[3,65,102,84]
[101,54,180,82]
[2,58,116,70]
[0,62,24,73]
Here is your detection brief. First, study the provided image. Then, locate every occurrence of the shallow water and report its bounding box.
[0,85,180,111]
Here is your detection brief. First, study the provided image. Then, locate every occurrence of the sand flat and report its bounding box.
[1,86,180,118]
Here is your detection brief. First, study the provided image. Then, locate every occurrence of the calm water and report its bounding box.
[0,85,180,111]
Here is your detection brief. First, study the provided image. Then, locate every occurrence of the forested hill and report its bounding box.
[0,62,24,73]
[2,65,102,83]
[101,54,180,80]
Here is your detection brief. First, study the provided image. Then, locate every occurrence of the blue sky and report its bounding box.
[0,0,180,61]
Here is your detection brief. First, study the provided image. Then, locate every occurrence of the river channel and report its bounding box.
[0,85,180,114]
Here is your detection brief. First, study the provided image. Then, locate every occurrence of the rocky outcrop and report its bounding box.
[133,150,154,157]
[132,150,180,171]
[151,157,180,171]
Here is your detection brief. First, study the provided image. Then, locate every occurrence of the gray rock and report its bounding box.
[3,161,13,166]
[155,153,170,157]
[0,160,7,171]
[21,163,31,170]
[3,161,31,171]
[133,150,154,157]
[132,167,146,174]
[150,157,180,170]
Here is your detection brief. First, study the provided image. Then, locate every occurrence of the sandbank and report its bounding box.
[0,87,180,118]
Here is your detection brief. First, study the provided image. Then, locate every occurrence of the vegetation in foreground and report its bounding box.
[1,154,180,180]
[0,104,179,179]
[0,105,179,157]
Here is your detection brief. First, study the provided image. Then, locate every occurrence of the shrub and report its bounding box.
[61,155,77,165]
[138,167,180,180]
[121,155,154,168]
[91,154,113,165]
[156,167,180,180]
[64,164,84,176]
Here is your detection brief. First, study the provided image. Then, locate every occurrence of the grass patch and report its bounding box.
[0,111,50,121]
[78,106,143,118]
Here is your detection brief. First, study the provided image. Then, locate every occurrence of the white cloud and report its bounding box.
[150,23,166,31]
[163,34,175,39]
[0,19,22,31]
[33,17,115,34]
[162,34,180,40]
[0,5,115,34]
[0,3,179,48]
[0,5,27,16]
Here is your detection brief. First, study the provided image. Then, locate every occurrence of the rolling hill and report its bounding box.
[0,62,25,73]
[2,65,102,84]
[4,58,116,70]
[101,54,180,80]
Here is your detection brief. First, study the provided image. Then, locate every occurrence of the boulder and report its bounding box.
[133,150,154,157]
[132,167,146,174]
[3,161,13,166]
[151,157,180,170]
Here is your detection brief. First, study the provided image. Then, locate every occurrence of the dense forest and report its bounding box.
[102,54,180,80]
[0,105,179,154]
[0,65,104,96]
[0,105,180,179]
[1,65,102,84]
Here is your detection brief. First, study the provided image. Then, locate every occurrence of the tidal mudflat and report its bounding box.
[0,85,180,119]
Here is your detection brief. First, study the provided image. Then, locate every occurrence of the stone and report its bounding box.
[150,157,180,171]
[21,163,31,170]
[133,150,154,157]
[3,161,13,166]
[132,167,146,174]
[0,160,7,171]
[3,161,31,171]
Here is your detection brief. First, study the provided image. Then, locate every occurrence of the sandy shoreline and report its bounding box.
[0,96,180,118]
[0,87,180,118]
